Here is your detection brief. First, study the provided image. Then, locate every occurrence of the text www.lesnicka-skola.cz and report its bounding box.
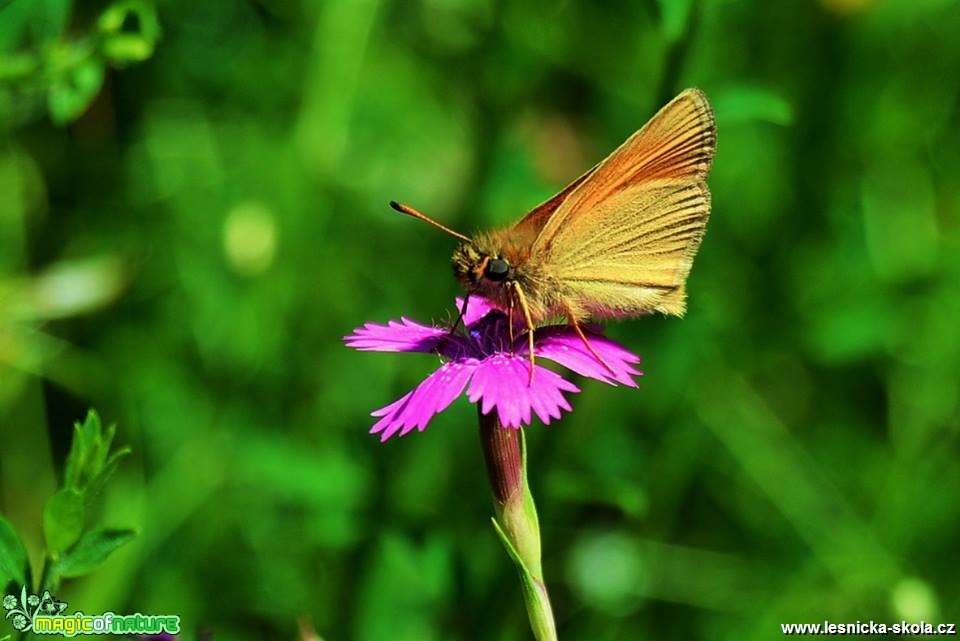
[781,621,956,635]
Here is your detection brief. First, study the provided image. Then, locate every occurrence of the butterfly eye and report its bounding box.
[485,258,510,281]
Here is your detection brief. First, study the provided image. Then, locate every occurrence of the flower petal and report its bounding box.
[344,317,447,353]
[533,327,643,386]
[369,392,413,441]
[457,296,498,327]
[369,359,478,441]
[467,353,579,428]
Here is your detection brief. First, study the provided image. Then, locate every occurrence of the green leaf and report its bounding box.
[0,51,39,81]
[100,421,117,466]
[97,1,161,65]
[56,529,137,578]
[97,2,131,33]
[43,489,85,555]
[102,33,155,64]
[0,516,30,588]
[47,58,104,125]
[65,410,110,491]
[491,516,528,576]
[64,411,101,489]
[87,423,110,482]
[84,447,131,504]
[64,426,87,491]
[61,410,130,508]
[491,518,556,641]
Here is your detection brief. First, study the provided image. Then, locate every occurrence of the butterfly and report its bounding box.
[391,88,715,380]
[39,591,67,615]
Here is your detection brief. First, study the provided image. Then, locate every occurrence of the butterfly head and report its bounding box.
[452,240,512,293]
[386,200,513,294]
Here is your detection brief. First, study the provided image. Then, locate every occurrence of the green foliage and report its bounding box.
[1,0,959,640]
[41,410,131,561]
[0,518,30,590]
[0,410,135,604]
[63,410,130,502]
[42,489,85,556]
[97,1,161,65]
[55,528,138,580]
[0,0,158,127]
[47,57,104,125]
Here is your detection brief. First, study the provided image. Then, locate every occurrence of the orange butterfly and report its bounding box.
[391,88,716,380]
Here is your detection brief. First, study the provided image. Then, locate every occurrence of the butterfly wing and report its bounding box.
[504,161,600,246]
[532,88,715,317]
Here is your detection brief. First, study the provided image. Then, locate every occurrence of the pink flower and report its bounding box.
[344,299,643,441]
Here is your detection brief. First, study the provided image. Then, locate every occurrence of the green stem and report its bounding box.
[37,554,59,595]
[478,409,557,641]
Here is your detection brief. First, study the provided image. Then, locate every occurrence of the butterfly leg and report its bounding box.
[562,302,617,377]
[507,293,515,348]
[510,281,537,385]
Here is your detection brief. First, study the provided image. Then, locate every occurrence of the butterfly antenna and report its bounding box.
[389,201,471,242]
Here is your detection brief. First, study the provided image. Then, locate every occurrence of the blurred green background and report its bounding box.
[2,0,959,639]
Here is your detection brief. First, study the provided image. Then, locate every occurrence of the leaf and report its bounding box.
[491,516,528,575]
[491,518,556,641]
[97,0,161,65]
[102,33,155,64]
[64,410,107,491]
[43,489,85,555]
[100,421,117,467]
[97,1,133,32]
[62,410,131,506]
[0,516,30,588]
[56,529,137,578]
[47,58,105,125]
[84,447,131,504]
[63,425,87,491]
[64,411,101,489]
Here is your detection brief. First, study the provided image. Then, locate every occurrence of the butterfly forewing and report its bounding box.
[506,160,600,243]
[526,88,715,317]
